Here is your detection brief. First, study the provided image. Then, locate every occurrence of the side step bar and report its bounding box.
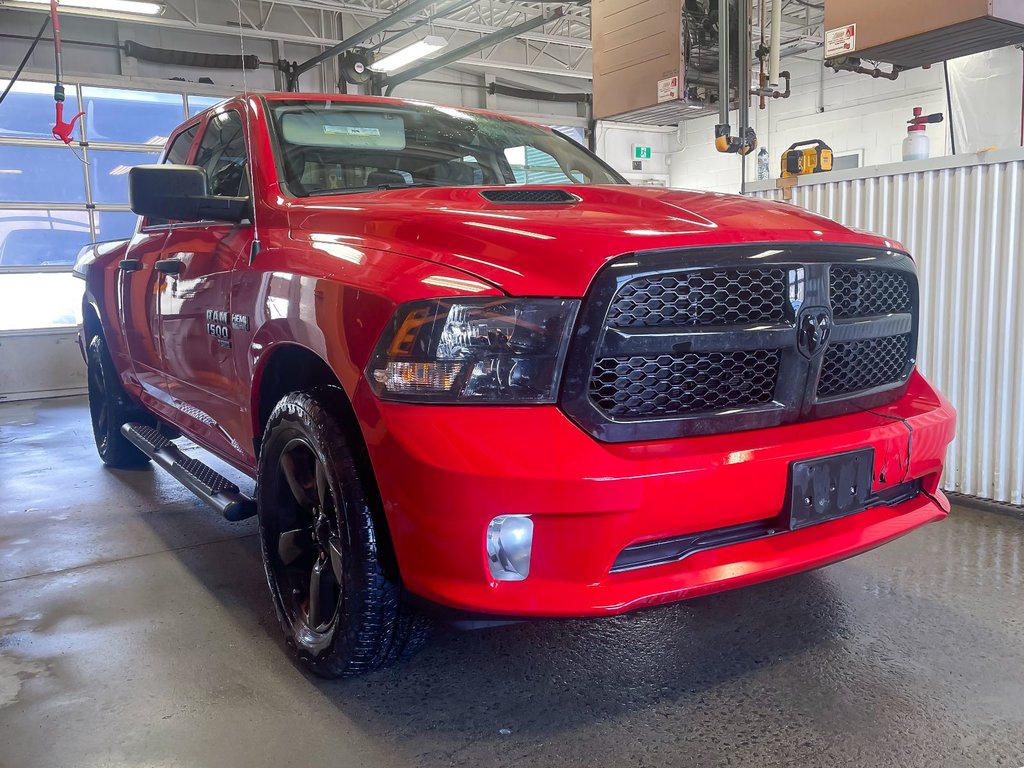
[121,423,256,522]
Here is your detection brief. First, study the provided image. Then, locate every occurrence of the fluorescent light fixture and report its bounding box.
[14,0,164,15]
[370,35,447,73]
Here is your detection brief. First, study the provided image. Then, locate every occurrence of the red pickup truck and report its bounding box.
[76,92,956,677]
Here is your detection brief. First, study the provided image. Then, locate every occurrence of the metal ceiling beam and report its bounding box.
[378,0,479,49]
[385,7,563,91]
[293,0,438,77]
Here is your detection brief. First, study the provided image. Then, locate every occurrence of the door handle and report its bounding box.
[155,259,183,275]
[119,259,142,272]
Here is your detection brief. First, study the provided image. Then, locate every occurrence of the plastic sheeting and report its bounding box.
[947,46,1024,154]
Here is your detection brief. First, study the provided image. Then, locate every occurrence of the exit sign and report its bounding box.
[633,145,652,160]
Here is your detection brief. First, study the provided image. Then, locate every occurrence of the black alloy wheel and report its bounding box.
[86,334,150,468]
[256,388,429,677]
[272,437,346,639]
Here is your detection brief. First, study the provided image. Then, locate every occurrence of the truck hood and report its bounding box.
[288,185,900,296]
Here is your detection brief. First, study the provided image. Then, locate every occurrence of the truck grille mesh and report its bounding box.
[817,333,911,398]
[830,267,911,318]
[607,268,789,328]
[590,350,780,417]
[575,253,919,433]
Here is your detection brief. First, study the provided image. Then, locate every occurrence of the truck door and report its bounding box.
[117,123,199,402]
[155,108,253,466]
[117,227,166,398]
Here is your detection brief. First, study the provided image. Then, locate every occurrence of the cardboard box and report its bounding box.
[592,0,683,121]
[824,0,1024,67]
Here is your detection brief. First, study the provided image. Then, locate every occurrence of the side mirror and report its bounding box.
[129,164,248,223]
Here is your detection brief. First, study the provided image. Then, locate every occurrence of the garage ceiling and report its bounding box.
[0,0,826,90]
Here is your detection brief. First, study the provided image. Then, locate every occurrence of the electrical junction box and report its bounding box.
[824,0,1024,68]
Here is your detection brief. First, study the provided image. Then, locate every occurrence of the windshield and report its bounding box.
[266,100,626,197]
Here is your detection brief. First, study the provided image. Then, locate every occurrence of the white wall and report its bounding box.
[0,332,87,402]
[595,121,675,185]
[668,54,952,193]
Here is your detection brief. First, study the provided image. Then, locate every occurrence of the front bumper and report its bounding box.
[355,371,956,617]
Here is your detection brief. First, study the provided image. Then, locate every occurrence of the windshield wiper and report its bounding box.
[306,182,452,197]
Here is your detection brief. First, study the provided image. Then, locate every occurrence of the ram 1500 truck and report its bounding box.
[75,93,956,677]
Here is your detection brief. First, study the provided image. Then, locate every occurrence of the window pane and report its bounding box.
[94,210,138,242]
[188,95,224,117]
[0,146,88,203]
[0,273,83,330]
[195,111,248,197]
[81,87,184,145]
[0,210,91,267]
[88,149,161,204]
[165,125,199,164]
[0,80,81,141]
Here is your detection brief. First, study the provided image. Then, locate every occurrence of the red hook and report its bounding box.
[52,100,85,145]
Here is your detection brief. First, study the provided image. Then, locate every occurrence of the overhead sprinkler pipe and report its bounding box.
[715,0,756,156]
[769,0,782,88]
[738,0,750,142]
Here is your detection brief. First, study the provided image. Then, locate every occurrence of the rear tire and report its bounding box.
[86,335,151,469]
[256,387,429,678]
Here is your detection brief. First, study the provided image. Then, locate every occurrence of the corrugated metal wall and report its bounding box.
[751,156,1024,506]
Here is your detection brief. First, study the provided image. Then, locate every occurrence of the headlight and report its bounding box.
[366,297,579,403]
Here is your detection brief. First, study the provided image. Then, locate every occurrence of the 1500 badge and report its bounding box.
[206,309,251,348]
[206,309,231,347]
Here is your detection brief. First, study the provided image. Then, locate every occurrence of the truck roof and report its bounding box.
[200,91,545,129]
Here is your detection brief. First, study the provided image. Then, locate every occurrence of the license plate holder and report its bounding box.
[787,448,875,530]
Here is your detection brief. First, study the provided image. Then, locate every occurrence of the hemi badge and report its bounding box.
[231,314,250,332]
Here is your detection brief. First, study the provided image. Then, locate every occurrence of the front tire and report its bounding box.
[256,388,428,677]
[86,334,150,468]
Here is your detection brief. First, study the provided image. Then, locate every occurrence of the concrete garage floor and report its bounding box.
[2,397,1023,768]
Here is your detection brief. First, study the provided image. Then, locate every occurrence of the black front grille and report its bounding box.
[562,245,920,443]
[830,266,911,318]
[817,333,911,398]
[607,268,789,328]
[591,350,780,417]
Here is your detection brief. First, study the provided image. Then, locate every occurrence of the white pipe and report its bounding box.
[768,0,782,87]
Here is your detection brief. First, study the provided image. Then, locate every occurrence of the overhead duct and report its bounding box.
[123,41,260,70]
[823,0,1024,69]
[488,83,591,104]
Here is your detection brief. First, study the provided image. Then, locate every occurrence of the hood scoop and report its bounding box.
[480,188,578,205]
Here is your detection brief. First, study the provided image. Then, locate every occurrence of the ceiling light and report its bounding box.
[370,35,447,74]
[14,0,164,15]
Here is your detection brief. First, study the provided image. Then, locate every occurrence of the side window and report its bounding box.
[164,124,198,165]
[194,111,249,197]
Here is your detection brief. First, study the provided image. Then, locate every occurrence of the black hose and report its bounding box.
[0,16,51,108]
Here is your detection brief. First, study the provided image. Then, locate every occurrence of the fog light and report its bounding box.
[486,515,534,581]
